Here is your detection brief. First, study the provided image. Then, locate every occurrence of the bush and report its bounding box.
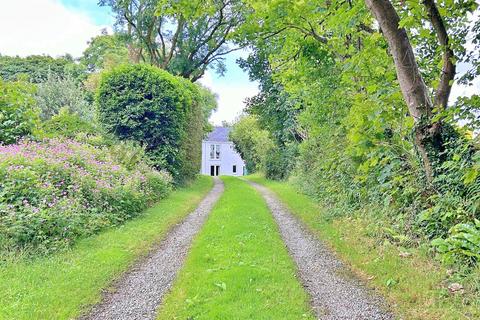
[41,107,97,138]
[97,64,204,183]
[0,138,171,252]
[35,72,92,121]
[230,115,274,173]
[0,79,39,145]
[265,144,297,180]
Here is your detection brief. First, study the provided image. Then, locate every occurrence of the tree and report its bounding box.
[240,0,478,184]
[99,0,245,81]
[81,32,130,72]
[363,0,463,183]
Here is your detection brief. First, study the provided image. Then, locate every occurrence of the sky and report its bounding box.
[0,0,477,124]
[0,0,257,125]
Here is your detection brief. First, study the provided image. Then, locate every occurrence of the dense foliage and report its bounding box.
[230,115,273,173]
[234,0,480,267]
[97,64,213,183]
[0,138,171,252]
[0,55,79,83]
[35,72,92,121]
[0,79,39,145]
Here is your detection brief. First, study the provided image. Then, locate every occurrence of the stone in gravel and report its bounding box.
[248,180,394,320]
[81,177,224,320]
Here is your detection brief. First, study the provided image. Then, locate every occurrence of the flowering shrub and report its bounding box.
[0,138,172,252]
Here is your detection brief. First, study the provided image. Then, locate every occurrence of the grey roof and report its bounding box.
[205,127,231,142]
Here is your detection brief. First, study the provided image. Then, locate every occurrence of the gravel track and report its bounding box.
[248,180,394,320]
[81,177,224,320]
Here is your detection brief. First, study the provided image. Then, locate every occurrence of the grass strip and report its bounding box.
[0,175,213,320]
[157,176,315,320]
[247,174,480,320]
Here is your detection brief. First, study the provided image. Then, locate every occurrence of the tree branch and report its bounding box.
[422,0,456,110]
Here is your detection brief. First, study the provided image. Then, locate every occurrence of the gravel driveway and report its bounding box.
[81,177,224,320]
[248,180,394,320]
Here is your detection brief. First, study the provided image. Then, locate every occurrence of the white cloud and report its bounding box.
[0,0,106,58]
[200,71,259,125]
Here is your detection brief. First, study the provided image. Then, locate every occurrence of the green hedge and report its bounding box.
[96,64,204,184]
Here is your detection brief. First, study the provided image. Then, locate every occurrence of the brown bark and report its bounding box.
[364,0,436,183]
[422,0,456,110]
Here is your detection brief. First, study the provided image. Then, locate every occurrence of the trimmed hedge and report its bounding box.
[96,64,204,184]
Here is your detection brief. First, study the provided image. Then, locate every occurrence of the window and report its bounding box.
[210,144,221,160]
[233,165,237,173]
[210,145,215,159]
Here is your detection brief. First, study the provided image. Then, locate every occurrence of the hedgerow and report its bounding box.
[96,64,205,184]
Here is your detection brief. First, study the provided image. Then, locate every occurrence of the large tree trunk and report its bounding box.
[364,0,441,184]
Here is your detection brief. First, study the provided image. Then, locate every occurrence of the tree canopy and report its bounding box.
[100,0,245,81]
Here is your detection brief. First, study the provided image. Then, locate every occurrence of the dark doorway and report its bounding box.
[233,165,237,173]
[210,165,215,176]
[215,165,220,176]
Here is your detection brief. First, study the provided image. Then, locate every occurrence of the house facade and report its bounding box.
[201,127,246,176]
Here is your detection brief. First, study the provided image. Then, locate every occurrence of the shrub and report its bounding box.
[265,144,297,180]
[0,79,39,145]
[230,115,274,173]
[41,107,98,138]
[0,138,172,252]
[96,64,204,183]
[35,72,92,121]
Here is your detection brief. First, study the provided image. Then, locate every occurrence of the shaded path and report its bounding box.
[248,180,394,320]
[82,177,224,320]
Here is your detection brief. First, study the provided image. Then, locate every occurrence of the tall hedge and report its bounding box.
[96,64,203,183]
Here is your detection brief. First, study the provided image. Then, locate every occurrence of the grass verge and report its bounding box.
[157,176,315,320]
[0,175,213,320]
[247,174,480,320]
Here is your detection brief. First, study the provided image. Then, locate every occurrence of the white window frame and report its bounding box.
[210,144,221,160]
[210,144,215,160]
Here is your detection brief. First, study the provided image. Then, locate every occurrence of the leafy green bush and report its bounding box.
[96,64,205,183]
[0,138,171,253]
[265,144,297,180]
[230,115,274,173]
[41,107,97,138]
[0,79,39,145]
[35,72,92,120]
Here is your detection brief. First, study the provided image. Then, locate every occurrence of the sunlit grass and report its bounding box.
[247,174,480,320]
[157,176,315,320]
[0,176,213,320]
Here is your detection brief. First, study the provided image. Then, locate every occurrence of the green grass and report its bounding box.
[247,174,480,320]
[157,176,315,320]
[0,176,213,320]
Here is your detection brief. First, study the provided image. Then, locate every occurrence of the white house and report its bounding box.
[201,127,246,176]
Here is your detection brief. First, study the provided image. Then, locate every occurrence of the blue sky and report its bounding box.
[60,0,115,25]
[0,0,257,125]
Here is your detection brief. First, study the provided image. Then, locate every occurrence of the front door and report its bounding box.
[210,165,220,176]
